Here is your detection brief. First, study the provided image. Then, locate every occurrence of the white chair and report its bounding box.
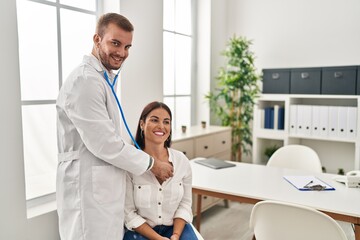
[190,223,204,240]
[267,144,322,173]
[249,200,348,240]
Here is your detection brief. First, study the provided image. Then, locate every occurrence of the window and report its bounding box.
[163,0,194,130]
[16,0,98,202]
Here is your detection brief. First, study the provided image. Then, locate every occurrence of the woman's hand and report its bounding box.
[170,233,180,240]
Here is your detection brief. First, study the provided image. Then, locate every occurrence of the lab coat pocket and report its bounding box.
[134,184,151,208]
[92,165,124,204]
[170,181,184,205]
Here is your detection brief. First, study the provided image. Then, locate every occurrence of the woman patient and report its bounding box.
[123,101,198,240]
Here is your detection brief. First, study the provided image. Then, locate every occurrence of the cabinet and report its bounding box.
[253,94,360,173]
[171,125,231,214]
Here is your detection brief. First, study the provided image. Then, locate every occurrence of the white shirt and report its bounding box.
[124,148,193,230]
[56,54,151,240]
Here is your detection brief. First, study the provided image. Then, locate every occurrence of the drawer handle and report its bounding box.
[301,72,309,79]
[204,145,208,149]
[222,140,226,144]
[334,72,343,78]
[272,73,280,79]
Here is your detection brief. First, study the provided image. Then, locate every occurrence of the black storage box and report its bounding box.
[290,68,321,94]
[321,66,357,95]
[262,69,290,94]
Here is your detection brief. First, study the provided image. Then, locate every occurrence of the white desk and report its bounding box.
[191,159,360,239]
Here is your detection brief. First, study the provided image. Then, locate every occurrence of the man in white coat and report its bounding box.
[56,13,173,240]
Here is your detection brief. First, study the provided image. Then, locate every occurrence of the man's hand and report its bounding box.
[150,157,173,182]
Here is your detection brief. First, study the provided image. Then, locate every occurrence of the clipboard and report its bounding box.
[283,175,335,191]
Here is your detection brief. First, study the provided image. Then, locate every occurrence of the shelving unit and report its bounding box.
[253,94,360,173]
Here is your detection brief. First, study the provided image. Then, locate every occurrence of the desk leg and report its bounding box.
[195,194,202,231]
[355,224,360,240]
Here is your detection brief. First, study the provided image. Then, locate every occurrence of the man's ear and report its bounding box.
[93,34,101,47]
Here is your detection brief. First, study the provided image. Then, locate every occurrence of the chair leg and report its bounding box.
[223,199,229,208]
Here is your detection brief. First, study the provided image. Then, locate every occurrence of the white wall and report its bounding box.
[209,0,360,94]
[4,0,360,238]
[196,0,211,125]
[208,0,229,125]
[0,1,27,238]
[120,0,164,142]
[0,0,59,239]
[226,0,360,69]
[209,0,360,162]
[0,1,162,239]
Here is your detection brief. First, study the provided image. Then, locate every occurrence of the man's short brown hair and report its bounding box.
[96,13,134,37]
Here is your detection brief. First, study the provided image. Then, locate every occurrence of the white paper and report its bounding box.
[283,175,335,191]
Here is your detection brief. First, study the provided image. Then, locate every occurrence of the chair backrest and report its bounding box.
[249,200,348,240]
[190,223,204,240]
[267,145,322,173]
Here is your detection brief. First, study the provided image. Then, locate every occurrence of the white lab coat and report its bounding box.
[56,54,150,240]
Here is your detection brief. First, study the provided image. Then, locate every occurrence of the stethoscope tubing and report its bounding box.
[103,71,141,149]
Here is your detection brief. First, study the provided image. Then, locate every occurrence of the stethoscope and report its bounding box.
[103,70,141,150]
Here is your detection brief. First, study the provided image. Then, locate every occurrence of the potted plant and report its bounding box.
[264,145,280,162]
[206,35,261,161]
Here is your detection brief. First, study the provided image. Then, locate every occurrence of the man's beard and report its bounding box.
[98,47,121,71]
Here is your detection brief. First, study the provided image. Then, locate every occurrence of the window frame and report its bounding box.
[162,0,197,130]
[16,0,100,217]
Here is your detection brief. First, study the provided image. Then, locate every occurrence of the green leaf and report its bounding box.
[205,35,261,161]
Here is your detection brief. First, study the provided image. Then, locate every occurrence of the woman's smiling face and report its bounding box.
[141,107,171,146]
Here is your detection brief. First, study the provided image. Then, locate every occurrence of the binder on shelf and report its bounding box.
[297,105,311,135]
[311,105,321,137]
[296,105,304,134]
[274,105,279,130]
[328,106,338,138]
[263,105,284,130]
[319,106,329,137]
[337,106,348,138]
[278,107,285,130]
[347,107,357,138]
[264,107,274,129]
[264,107,271,129]
[303,105,312,136]
[289,105,297,134]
